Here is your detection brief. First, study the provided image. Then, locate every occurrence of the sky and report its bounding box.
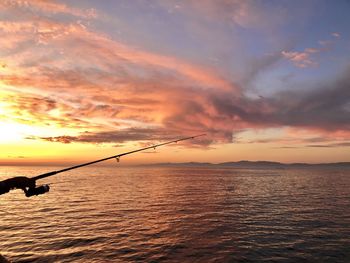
[0,0,349,165]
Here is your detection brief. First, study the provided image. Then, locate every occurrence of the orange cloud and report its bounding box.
[0,90,95,129]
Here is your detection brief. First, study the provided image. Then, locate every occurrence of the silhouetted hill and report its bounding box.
[219,161,285,169]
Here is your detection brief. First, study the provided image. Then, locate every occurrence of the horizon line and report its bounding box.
[0,159,349,167]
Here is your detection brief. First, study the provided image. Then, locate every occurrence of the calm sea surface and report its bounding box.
[0,166,349,262]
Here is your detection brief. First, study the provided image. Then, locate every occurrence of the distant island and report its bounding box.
[139,161,350,169]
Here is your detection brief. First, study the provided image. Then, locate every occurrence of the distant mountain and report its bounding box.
[219,161,285,168]
[140,161,350,169]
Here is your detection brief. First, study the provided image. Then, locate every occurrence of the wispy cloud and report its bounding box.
[158,0,291,30]
[27,127,210,146]
[331,32,340,38]
[276,141,350,149]
[281,34,341,68]
[306,142,350,148]
[0,0,97,19]
[282,50,317,68]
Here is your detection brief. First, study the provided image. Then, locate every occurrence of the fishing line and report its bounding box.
[0,134,206,198]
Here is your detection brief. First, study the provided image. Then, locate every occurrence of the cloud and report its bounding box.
[0,0,97,19]
[0,5,239,143]
[159,0,291,30]
[306,142,350,148]
[281,50,317,68]
[0,90,100,129]
[25,67,350,146]
[281,34,341,68]
[242,127,350,149]
[0,18,234,91]
[1,1,349,149]
[331,32,340,38]
[271,74,350,130]
[29,127,210,146]
[206,68,350,139]
[276,141,350,149]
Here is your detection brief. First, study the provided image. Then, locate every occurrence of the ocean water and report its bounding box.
[0,166,349,262]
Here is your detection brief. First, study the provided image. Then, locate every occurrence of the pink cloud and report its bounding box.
[282,33,341,68]
[281,50,317,68]
[0,0,97,19]
[0,18,234,92]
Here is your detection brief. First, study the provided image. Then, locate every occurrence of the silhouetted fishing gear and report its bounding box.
[25,185,50,197]
[0,134,205,198]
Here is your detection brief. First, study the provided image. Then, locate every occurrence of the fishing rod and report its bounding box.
[0,134,205,198]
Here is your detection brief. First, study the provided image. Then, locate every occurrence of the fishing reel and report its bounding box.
[0,177,50,198]
[25,185,50,197]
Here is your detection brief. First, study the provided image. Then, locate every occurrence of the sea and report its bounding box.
[0,166,349,262]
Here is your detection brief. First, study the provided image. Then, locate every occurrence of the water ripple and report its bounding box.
[0,167,349,262]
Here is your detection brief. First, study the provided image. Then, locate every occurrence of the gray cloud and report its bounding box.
[211,68,350,131]
[306,142,350,148]
[30,127,210,146]
[271,74,350,129]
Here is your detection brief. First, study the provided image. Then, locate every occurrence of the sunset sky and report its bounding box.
[0,0,349,165]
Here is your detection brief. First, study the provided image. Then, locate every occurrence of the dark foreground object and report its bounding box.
[0,176,50,197]
[0,134,204,198]
[0,255,10,263]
